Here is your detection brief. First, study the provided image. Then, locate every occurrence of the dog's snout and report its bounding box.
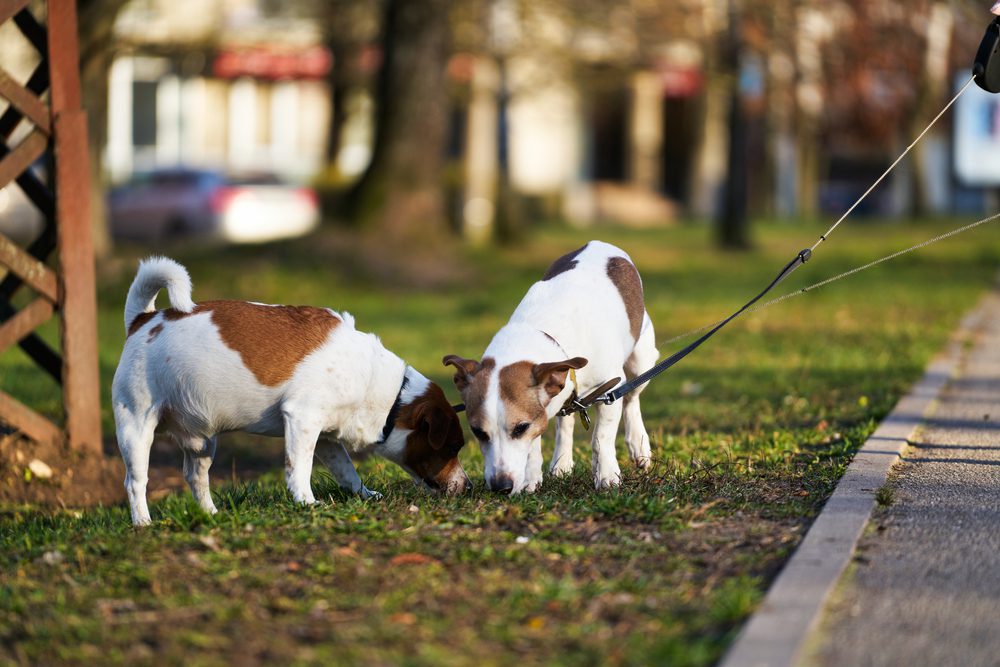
[489,474,514,495]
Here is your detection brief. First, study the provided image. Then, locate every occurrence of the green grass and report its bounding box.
[3,217,1000,665]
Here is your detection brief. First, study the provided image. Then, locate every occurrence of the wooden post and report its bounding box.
[0,1,102,454]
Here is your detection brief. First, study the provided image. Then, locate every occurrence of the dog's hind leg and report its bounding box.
[315,438,380,499]
[114,402,159,526]
[175,433,218,514]
[549,415,575,477]
[282,411,321,504]
[623,314,658,469]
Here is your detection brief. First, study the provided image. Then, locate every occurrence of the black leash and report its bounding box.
[557,248,812,419]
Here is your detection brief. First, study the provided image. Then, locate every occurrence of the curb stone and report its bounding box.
[717,296,991,667]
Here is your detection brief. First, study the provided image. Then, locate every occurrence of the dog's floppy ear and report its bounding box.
[443,355,481,391]
[424,403,460,450]
[532,357,588,398]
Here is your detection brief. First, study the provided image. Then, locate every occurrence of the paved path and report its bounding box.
[806,292,1000,667]
[721,291,1000,667]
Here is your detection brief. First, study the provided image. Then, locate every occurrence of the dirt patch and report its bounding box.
[0,432,124,507]
[1,431,286,508]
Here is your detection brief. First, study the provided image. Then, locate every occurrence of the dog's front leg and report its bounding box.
[591,400,624,490]
[315,438,381,500]
[523,435,544,493]
[550,415,575,477]
[282,411,322,504]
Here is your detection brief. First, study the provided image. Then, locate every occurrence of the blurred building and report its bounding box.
[106,0,331,184]
[94,0,1000,228]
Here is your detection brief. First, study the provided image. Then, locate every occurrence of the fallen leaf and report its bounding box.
[390,612,416,625]
[389,553,437,566]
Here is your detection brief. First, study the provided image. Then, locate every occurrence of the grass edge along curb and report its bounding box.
[718,290,991,667]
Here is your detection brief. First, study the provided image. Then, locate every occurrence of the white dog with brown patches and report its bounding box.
[444,241,658,494]
[113,257,470,526]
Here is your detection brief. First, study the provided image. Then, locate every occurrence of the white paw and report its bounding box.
[359,487,383,501]
[594,467,622,490]
[549,458,574,477]
[633,455,651,470]
[522,478,542,493]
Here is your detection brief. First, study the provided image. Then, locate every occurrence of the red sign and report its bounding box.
[213,46,332,80]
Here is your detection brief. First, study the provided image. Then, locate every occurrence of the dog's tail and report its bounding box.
[123,256,195,333]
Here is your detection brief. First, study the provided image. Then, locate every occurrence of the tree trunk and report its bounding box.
[716,0,749,249]
[77,0,131,258]
[349,0,451,246]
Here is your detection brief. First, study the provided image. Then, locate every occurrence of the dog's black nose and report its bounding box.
[489,474,514,495]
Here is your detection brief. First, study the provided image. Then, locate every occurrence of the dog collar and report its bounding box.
[379,368,409,444]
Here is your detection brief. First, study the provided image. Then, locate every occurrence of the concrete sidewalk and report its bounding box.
[806,293,1000,667]
[721,289,1000,667]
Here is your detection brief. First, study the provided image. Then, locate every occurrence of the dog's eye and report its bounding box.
[510,422,530,439]
[471,427,490,442]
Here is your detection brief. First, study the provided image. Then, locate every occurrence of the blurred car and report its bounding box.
[0,163,46,246]
[108,168,319,244]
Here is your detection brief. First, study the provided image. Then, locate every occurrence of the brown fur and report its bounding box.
[499,361,547,426]
[397,384,466,489]
[129,301,340,386]
[127,311,157,336]
[606,257,644,340]
[542,243,588,281]
[446,356,496,425]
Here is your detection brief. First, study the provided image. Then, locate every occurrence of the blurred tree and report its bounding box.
[77,0,131,257]
[718,0,748,248]
[315,1,379,168]
[348,0,453,245]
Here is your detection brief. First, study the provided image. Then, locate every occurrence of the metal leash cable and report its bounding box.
[808,74,978,254]
[559,74,988,418]
[659,210,1000,347]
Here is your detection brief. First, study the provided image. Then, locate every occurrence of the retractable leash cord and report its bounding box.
[557,12,1000,425]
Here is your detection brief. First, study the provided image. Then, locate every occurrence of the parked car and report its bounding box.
[0,163,45,246]
[108,168,319,244]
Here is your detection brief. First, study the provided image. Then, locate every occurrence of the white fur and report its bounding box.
[113,258,466,526]
[466,241,658,493]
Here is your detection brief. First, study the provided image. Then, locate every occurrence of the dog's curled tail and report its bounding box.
[123,256,195,333]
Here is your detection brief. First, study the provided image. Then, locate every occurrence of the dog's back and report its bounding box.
[497,241,648,375]
[113,258,362,438]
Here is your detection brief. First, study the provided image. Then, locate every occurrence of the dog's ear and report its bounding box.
[443,355,481,392]
[532,357,588,398]
[423,403,460,451]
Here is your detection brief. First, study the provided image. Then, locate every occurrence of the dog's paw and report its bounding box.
[522,478,543,494]
[593,469,622,491]
[549,458,574,477]
[632,455,651,470]
[359,487,383,501]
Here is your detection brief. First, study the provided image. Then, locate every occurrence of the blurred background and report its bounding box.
[2,0,1000,252]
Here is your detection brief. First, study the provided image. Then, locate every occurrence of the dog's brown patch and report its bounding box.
[204,301,340,386]
[129,301,339,386]
[606,257,644,340]
[542,243,588,281]
[397,383,467,490]
[146,324,164,342]
[456,357,496,426]
[499,361,547,425]
[127,311,157,336]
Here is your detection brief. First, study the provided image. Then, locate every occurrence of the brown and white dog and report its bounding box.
[112,257,469,526]
[444,241,658,494]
